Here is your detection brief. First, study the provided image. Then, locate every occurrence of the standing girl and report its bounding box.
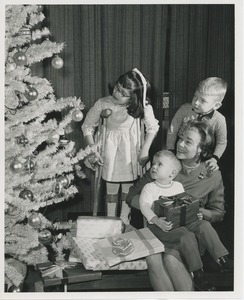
[81,68,159,224]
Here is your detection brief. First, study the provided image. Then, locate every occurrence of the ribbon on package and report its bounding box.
[112,238,134,256]
[38,261,81,282]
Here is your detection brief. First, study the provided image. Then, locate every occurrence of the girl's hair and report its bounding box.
[110,69,151,118]
[184,120,215,161]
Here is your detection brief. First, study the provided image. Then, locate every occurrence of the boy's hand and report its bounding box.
[152,216,173,232]
[205,157,219,174]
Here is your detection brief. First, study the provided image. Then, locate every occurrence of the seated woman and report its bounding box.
[126,120,233,291]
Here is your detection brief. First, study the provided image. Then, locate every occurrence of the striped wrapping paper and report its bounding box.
[98,228,165,267]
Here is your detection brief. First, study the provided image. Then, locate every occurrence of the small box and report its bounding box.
[36,261,102,290]
[76,216,124,239]
[98,227,165,267]
[154,192,200,229]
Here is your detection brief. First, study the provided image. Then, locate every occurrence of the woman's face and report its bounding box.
[176,128,202,160]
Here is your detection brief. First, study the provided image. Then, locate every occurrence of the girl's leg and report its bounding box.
[120,183,133,224]
[106,182,120,216]
[163,253,194,291]
[146,253,174,291]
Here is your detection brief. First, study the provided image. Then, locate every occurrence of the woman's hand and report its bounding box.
[199,207,212,221]
[84,153,103,171]
[152,216,173,232]
[197,212,203,220]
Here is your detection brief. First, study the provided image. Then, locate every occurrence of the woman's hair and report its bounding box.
[109,69,151,118]
[184,120,215,161]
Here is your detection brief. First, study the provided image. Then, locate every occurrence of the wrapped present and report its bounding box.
[97,227,165,267]
[76,216,124,239]
[154,192,200,229]
[36,261,101,288]
[67,232,147,271]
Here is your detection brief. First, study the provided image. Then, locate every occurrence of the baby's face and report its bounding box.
[150,155,174,183]
[192,90,220,114]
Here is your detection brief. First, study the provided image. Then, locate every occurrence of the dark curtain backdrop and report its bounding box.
[41,5,169,219]
[40,5,234,231]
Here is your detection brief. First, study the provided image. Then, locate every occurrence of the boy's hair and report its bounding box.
[154,150,182,178]
[197,77,227,102]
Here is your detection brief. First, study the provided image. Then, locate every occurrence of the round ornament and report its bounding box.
[54,181,63,195]
[57,176,69,188]
[51,55,64,69]
[24,159,35,173]
[19,189,34,201]
[72,109,83,122]
[37,5,44,12]
[18,26,31,39]
[28,213,42,228]
[38,229,53,245]
[17,135,29,146]
[13,51,27,66]
[24,86,38,101]
[10,159,24,173]
[8,285,22,293]
[46,131,60,144]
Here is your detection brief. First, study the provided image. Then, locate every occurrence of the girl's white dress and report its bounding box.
[82,96,159,182]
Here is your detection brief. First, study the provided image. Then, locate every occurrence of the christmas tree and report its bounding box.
[4,4,96,291]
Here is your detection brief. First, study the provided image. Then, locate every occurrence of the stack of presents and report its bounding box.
[35,192,200,292]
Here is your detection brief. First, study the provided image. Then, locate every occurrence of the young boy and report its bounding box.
[140,150,216,291]
[166,77,227,171]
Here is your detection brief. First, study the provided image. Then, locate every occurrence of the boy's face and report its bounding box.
[192,90,221,114]
[150,155,175,183]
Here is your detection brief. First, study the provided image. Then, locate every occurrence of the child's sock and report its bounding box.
[120,193,131,225]
[105,194,118,217]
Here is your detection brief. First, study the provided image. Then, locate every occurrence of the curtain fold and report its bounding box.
[168,4,234,120]
[42,4,234,220]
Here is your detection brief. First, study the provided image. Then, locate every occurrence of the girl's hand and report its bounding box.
[84,153,103,171]
[205,157,219,174]
[138,149,149,167]
[153,216,173,232]
[197,212,203,220]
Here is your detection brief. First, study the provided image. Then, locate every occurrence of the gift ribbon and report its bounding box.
[112,238,134,256]
[39,261,81,284]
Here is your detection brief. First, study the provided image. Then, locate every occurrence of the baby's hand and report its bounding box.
[197,212,203,220]
[156,217,173,232]
[205,157,219,174]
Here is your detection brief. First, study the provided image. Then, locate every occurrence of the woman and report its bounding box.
[126,120,232,291]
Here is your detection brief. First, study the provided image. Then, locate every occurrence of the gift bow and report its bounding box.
[40,261,78,279]
[112,237,134,256]
[159,195,193,207]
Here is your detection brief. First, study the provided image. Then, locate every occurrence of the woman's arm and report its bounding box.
[200,172,226,222]
[125,170,153,206]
